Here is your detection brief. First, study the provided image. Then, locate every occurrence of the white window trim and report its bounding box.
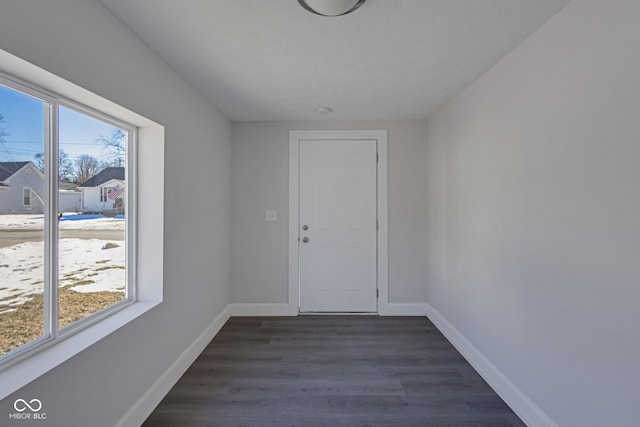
[0,49,164,400]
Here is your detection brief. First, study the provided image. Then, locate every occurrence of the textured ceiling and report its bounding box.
[99,0,570,121]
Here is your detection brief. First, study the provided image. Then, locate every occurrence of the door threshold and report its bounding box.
[298,312,379,316]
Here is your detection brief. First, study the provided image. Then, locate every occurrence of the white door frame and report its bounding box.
[288,130,389,315]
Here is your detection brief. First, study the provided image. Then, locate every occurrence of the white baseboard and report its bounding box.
[227,302,429,317]
[228,303,294,316]
[115,305,231,427]
[425,304,557,427]
[379,302,428,316]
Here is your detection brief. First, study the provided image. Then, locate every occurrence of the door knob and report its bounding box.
[302,224,308,231]
[302,236,310,243]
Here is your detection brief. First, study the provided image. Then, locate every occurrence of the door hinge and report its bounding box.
[376,152,379,163]
[376,220,379,231]
[377,288,379,298]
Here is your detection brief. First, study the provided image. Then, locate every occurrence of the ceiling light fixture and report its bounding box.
[298,0,367,17]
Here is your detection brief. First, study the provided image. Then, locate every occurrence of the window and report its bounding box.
[22,187,32,206]
[0,48,163,401]
[0,75,134,364]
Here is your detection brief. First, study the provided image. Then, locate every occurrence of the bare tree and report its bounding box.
[0,113,12,172]
[74,154,100,184]
[96,128,126,167]
[0,112,7,141]
[58,151,74,181]
[33,150,74,181]
[0,112,9,152]
[33,152,45,170]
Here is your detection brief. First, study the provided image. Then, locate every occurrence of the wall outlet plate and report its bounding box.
[265,210,277,222]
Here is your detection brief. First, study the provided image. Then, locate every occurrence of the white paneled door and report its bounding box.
[298,139,377,312]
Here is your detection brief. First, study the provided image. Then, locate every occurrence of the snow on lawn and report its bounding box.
[0,213,124,230]
[0,238,125,311]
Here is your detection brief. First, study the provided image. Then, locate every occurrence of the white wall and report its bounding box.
[231,120,428,306]
[425,0,640,425]
[0,1,230,426]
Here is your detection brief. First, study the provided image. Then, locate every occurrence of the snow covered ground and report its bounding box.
[0,214,125,312]
[0,213,125,230]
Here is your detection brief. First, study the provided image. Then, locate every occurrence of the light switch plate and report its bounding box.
[265,210,277,222]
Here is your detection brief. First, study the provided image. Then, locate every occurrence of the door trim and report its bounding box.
[288,130,388,315]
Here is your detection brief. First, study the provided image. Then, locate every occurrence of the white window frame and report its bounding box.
[1,70,138,367]
[0,49,164,400]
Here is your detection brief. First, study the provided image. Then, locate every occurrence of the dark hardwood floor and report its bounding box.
[143,316,525,427]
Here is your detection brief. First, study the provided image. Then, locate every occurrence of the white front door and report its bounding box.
[298,139,377,312]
